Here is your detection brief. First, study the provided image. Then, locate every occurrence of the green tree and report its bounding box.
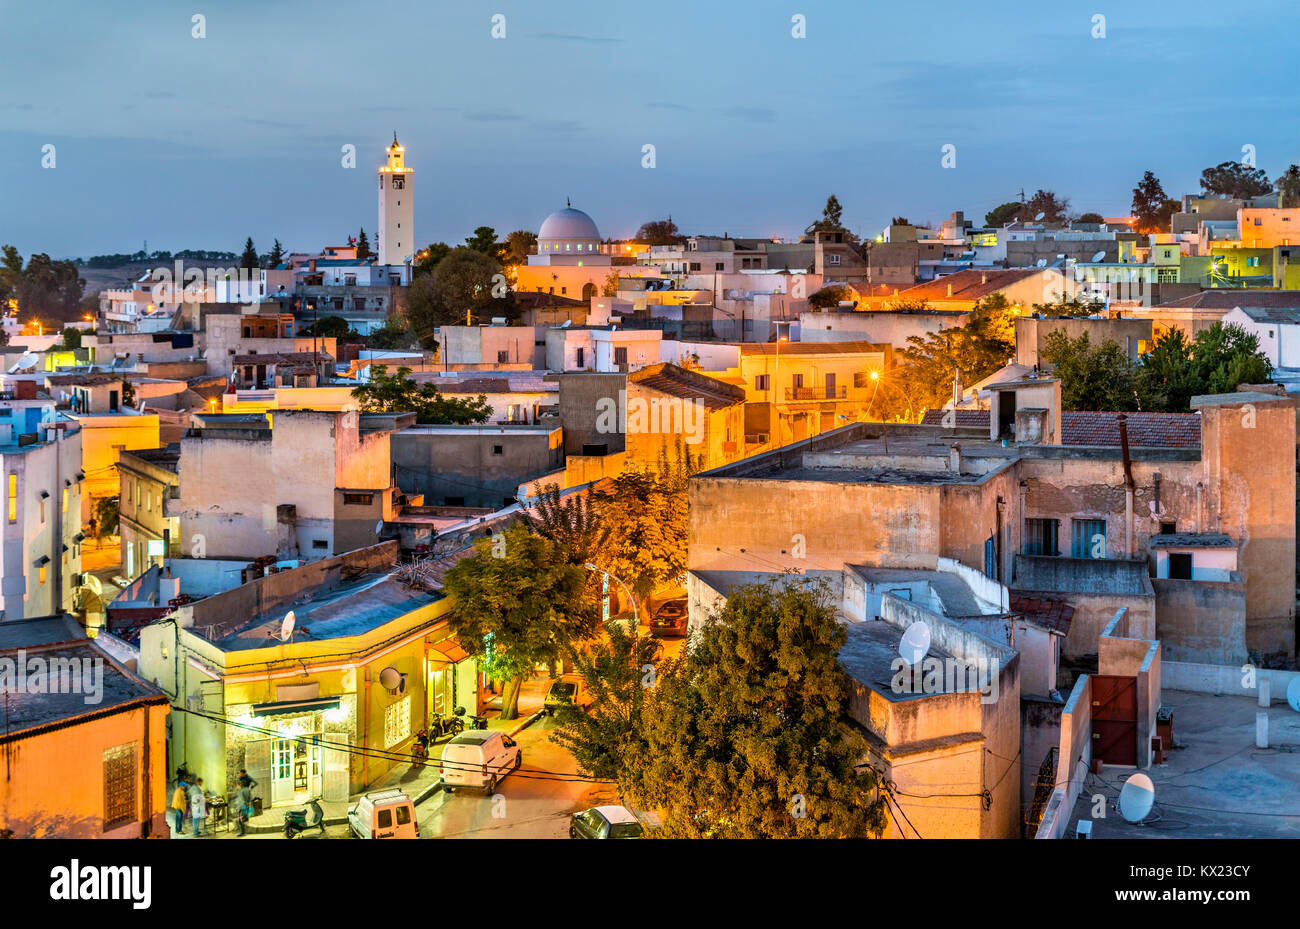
[240,237,259,271]
[464,226,506,263]
[121,378,137,407]
[812,194,844,231]
[366,318,411,350]
[1200,161,1273,199]
[299,315,354,338]
[621,579,888,838]
[1076,212,1105,224]
[267,239,285,268]
[93,495,120,539]
[355,228,372,262]
[519,484,608,566]
[1276,165,1300,208]
[1024,189,1070,223]
[442,523,601,719]
[406,247,507,339]
[1041,331,1147,411]
[635,219,684,246]
[890,216,910,226]
[985,201,1020,227]
[505,230,537,265]
[413,242,452,278]
[1136,328,1199,412]
[1131,171,1178,234]
[808,284,854,310]
[601,271,620,297]
[56,327,83,350]
[1031,293,1105,318]
[6,250,85,321]
[350,365,491,424]
[1136,323,1272,412]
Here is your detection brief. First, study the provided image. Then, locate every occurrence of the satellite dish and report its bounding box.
[1036,259,1047,268]
[1286,677,1300,713]
[1091,250,1106,262]
[1119,772,1156,823]
[379,666,402,691]
[1034,212,1046,222]
[374,519,384,535]
[898,622,931,665]
[279,611,296,642]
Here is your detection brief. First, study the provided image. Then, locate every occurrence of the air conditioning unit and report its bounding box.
[1075,819,1093,839]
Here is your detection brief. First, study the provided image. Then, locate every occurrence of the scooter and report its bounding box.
[284,798,325,838]
[429,707,466,741]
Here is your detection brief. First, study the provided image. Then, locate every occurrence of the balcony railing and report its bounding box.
[784,385,847,401]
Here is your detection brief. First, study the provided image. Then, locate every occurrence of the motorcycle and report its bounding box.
[429,707,466,741]
[284,798,325,838]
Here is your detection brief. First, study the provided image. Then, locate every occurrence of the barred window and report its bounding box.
[384,696,410,747]
[1071,519,1107,559]
[103,742,138,830]
[1023,518,1060,557]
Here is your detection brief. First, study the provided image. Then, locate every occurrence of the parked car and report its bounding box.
[544,677,593,716]
[347,789,419,839]
[439,730,522,793]
[649,599,688,637]
[569,805,644,839]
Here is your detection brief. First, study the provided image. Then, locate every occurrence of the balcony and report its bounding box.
[784,385,847,401]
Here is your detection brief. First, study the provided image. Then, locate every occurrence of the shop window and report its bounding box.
[384,696,411,747]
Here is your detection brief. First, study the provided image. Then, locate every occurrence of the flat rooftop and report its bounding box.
[1068,690,1300,838]
[216,572,443,651]
[838,619,962,701]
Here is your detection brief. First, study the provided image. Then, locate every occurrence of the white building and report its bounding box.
[377,134,414,266]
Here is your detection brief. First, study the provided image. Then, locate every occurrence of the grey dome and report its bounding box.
[539,207,600,242]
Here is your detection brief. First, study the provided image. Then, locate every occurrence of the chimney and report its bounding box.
[981,272,988,285]
[949,443,962,473]
[1118,413,1135,557]
[946,283,954,297]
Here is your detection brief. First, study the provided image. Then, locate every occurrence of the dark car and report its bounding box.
[569,806,644,839]
[648,599,688,637]
[543,678,591,716]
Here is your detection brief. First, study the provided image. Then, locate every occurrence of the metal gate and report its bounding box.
[1091,675,1138,766]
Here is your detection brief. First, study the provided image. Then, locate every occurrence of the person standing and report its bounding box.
[189,778,208,837]
[235,783,254,836]
[170,782,188,835]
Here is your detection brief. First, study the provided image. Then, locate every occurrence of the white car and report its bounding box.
[347,788,419,839]
[439,730,522,793]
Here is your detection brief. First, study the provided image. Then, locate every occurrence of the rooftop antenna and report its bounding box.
[567,196,571,208]
[1118,772,1156,824]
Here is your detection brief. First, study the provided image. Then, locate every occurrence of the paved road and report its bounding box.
[213,715,615,840]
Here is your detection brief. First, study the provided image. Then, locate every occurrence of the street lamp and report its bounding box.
[583,563,642,715]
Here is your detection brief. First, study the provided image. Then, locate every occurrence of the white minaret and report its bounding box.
[377,133,414,266]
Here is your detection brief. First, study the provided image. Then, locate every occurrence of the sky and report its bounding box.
[3,0,1300,259]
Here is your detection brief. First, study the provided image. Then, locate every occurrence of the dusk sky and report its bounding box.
[4,0,1299,259]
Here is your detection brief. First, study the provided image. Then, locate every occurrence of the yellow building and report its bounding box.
[0,616,170,838]
[138,543,476,809]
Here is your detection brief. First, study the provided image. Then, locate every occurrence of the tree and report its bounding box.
[92,496,120,540]
[366,318,411,350]
[985,202,1020,227]
[620,579,888,838]
[808,284,854,310]
[1041,331,1147,411]
[298,315,353,338]
[442,523,601,718]
[1031,293,1104,318]
[351,365,491,424]
[1187,322,1272,396]
[239,237,259,271]
[464,226,506,264]
[121,379,136,407]
[355,228,372,262]
[3,249,85,322]
[1200,161,1272,199]
[1276,165,1300,208]
[267,239,285,268]
[635,219,684,246]
[590,452,695,605]
[601,271,620,297]
[413,242,452,278]
[519,484,608,566]
[56,327,83,350]
[405,247,509,341]
[812,194,844,231]
[1024,189,1070,224]
[1076,212,1105,224]
[1131,171,1178,234]
[890,216,910,226]
[1135,328,1200,413]
[504,230,537,265]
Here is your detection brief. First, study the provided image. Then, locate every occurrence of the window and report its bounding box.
[7,474,15,523]
[38,565,46,585]
[791,373,804,390]
[384,696,411,747]
[829,254,841,265]
[395,805,411,825]
[1168,552,1193,580]
[497,350,510,364]
[755,374,770,391]
[39,498,44,524]
[576,348,585,368]
[103,742,137,830]
[392,176,404,189]
[377,808,392,829]
[689,262,701,271]
[343,493,374,506]
[614,347,628,366]
[492,445,503,455]
[1160,522,1177,535]
[311,539,328,550]
[1023,518,1060,556]
[1071,519,1106,559]
[715,263,725,271]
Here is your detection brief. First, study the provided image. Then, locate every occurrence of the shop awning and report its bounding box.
[427,638,469,669]
[250,697,341,717]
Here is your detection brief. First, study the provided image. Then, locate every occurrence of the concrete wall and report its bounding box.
[1152,577,1247,664]
[1015,316,1152,369]
[391,426,564,509]
[1161,660,1299,704]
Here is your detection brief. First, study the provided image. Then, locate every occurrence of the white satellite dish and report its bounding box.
[1286,677,1300,713]
[898,622,931,665]
[374,519,384,535]
[1091,250,1106,262]
[1034,212,1046,222]
[1036,259,1047,268]
[379,666,402,691]
[279,611,296,642]
[1119,772,1156,823]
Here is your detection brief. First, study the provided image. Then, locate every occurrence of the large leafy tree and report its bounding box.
[406,246,511,339]
[442,523,601,718]
[1276,165,1300,208]
[4,249,85,322]
[1022,189,1070,223]
[1186,322,1272,396]
[350,364,490,424]
[267,239,286,268]
[635,219,684,246]
[621,580,888,838]
[1200,161,1273,199]
[504,229,537,265]
[1131,171,1179,234]
[1041,331,1147,411]
[1031,293,1105,318]
[1135,328,1200,412]
[413,242,452,278]
[985,201,1020,227]
[465,225,507,264]
[519,484,608,566]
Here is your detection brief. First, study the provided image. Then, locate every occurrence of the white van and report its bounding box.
[439,730,522,793]
[347,789,419,839]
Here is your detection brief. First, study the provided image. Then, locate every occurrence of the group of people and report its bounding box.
[170,768,259,837]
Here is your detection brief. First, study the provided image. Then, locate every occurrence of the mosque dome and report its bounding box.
[539,206,601,242]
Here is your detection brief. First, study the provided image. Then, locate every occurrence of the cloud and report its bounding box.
[531,32,621,44]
